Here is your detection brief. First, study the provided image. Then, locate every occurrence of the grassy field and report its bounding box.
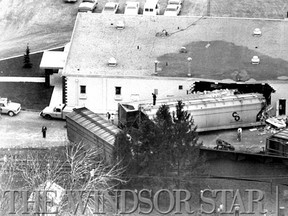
[0,49,60,110]
[0,83,53,110]
[0,47,64,77]
[0,52,44,77]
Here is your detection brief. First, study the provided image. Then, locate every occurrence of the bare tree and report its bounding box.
[0,154,18,214]
[0,142,126,216]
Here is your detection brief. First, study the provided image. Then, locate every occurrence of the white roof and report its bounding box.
[105,2,117,7]
[166,4,178,9]
[168,0,182,4]
[40,51,67,70]
[62,13,288,78]
[126,1,139,6]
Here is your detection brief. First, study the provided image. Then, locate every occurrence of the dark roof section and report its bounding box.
[66,107,120,146]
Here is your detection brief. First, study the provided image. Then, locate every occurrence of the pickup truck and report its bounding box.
[40,104,75,120]
[0,98,21,117]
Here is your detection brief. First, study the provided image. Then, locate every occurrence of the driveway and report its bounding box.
[0,111,67,148]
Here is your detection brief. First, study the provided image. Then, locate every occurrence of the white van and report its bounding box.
[143,0,160,15]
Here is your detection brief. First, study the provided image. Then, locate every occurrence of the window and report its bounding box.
[80,85,86,94]
[115,87,121,95]
[179,85,183,90]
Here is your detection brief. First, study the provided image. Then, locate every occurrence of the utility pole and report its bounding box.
[138,106,141,126]
[187,57,192,76]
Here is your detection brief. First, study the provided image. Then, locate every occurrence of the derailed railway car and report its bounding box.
[119,92,267,132]
[66,107,121,163]
[118,103,150,128]
[266,128,288,157]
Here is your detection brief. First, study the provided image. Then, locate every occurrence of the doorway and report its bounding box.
[279,99,286,116]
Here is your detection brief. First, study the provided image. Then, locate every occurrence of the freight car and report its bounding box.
[119,91,267,132]
[66,107,121,163]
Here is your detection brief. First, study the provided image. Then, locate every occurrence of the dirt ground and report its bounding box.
[0,0,79,59]
[199,126,272,153]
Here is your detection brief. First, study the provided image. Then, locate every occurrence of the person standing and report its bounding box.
[111,113,115,124]
[152,93,157,105]
[106,112,111,121]
[42,126,47,138]
[237,128,242,142]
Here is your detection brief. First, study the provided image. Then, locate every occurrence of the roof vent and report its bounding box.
[116,21,125,30]
[179,47,187,53]
[108,57,117,67]
[251,56,260,64]
[253,28,261,36]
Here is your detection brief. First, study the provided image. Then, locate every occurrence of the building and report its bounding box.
[60,13,288,114]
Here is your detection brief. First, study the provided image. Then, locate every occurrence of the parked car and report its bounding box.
[251,56,260,64]
[164,4,181,16]
[214,139,235,151]
[253,28,262,36]
[102,2,119,14]
[40,104,75,120]
[0,98,21,117]
[124,2,140,15]
[64,0,77,2]
[78,0,98,12]
[143,0,160,15]
[167,0,183,4]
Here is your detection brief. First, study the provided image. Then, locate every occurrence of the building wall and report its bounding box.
[269,82,288,116]
[66,76,193,113]
[65,75,288,116]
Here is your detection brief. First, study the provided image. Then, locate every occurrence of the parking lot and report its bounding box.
[90,0,207,15]
[84,0,287,17]
[0,111,67,148]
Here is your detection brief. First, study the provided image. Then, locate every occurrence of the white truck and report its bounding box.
[0,98,21,117]
[40,104,75,120]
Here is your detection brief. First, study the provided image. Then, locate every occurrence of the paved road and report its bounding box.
[0,111,67,148]
[0,0,79,59]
